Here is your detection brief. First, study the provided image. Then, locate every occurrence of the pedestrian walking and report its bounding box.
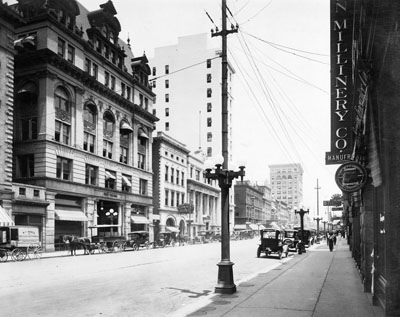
[328,232,335,252]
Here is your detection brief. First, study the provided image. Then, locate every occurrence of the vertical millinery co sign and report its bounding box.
[326,0,354,165]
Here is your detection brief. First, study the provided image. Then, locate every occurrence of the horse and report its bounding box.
[62,235,93,256]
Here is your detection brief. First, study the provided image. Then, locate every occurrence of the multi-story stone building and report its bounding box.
[8,0,157,251]
[269,163,303,210]
[152,132,220,242]
[149,33,235,161]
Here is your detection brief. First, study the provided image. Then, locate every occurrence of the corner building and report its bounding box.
[9,0,157,251]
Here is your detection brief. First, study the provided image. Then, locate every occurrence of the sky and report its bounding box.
[12,0,341,220]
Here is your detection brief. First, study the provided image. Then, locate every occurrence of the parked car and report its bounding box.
[257,228,289,259]
[283,229,299,251]
[125,231,150,251]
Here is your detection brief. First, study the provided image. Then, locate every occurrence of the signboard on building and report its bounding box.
[326,0,355,165]
[335,162,367,192]
[323,200,342,206]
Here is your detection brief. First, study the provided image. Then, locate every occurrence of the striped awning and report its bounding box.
[166,226,179,233]
[248,224,259,231]
[131,215,150,224]
[0,207,14,226]
[55,209,88,222]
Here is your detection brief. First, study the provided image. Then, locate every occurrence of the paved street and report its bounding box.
[0,238,293,317]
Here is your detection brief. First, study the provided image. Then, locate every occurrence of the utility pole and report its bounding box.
[210,0,239,294]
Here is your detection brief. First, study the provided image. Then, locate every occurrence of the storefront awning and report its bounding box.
[259,224,266,230]
[122,175,132,187]
[105,171,116,180]
[166,226,179,233]
[233,224,247,230]
[131,215,150,224]
[0,206,14,226]
[55,209,88,222]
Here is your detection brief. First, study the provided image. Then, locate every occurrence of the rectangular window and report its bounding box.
[16,154,34,178]
[105,71,110,87]
[55,121,70,145]
[126,86,131,100]
[165,65,169,74]
[85,58,91,73]
[144,97,148,110]
[85,164,98,185]
[165,190,169,206]
[138,153,145,170]
[181,172,185,186]
[207,103,212,112]
[110,76,116,90]
[83,132,95,153]
[207,88,212,98]
[207,59,211,68]
[19,187,26,195]
[165,94,169,102]
[171,168,174,183]
[207,74,212,83]
[165,166,169,181]
[67,44,75,63]
[21,117,37,140]
[139,94,144,106]
[165,122,169,131]
[207,118,212,127]
[171,191,175,207]
[152,67,156,76]
[139,178,148,195]
[176,171,179,184]
[195,170,200,181]
[165,79,169,88]
[58,38,65,57]
[105,169,116,189]
[103,140,113,159]
[56,156,72,180]
[165,108,169,117]
[121,82,126,97]
[207,132,212,142]
[92,63,98,79]
[207,147,212,157]
[120,146,128,164]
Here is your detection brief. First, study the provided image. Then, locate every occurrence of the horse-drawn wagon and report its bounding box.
[88,225,125,253]
[0,226,42,262]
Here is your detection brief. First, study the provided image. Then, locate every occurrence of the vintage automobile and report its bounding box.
[257,228,289,259]
[155,232,176,248]
[125,231,150,251]
[294,227,316,248]
[283,229,299,251]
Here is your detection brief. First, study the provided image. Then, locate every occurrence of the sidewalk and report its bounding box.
[183,237,385,317]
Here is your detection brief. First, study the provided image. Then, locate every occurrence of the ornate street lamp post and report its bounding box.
[205,156,245,294]
[314,216,323,243]
[322,220,328,239]
[106,208,118,236]
[295,208,309,254]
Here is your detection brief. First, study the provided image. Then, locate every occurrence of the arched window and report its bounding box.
[119,120,133,164]
[137,128,148,169]
[16,82,38,140]
[54,86,71,145]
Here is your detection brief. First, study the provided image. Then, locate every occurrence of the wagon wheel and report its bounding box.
[34,245,42,259]
[112,240,122,252]
[27,244,41,260]
[132,243,139,251]
[100,243,108,253]
[11,248,26,262]
[0,249,8,262]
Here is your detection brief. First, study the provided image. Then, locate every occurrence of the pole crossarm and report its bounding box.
[204,165,245,188]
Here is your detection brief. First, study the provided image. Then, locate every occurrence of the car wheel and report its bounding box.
[132,243,139,251]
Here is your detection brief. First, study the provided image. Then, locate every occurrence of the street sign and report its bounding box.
[323,200,342,206]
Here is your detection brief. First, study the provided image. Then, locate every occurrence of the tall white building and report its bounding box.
[269,163,303,210]
[149,33,235,161]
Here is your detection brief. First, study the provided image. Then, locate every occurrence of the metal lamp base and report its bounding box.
[215,261,236,294]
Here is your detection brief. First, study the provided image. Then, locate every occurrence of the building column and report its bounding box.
[44,191,56,252]
[124,202,132,238]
